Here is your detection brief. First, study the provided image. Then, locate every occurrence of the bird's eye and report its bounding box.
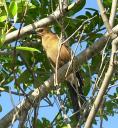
[39,29,44,33]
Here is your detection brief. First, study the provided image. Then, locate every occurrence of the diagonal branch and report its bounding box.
[0,24,118,128]
[97,0,117,39]
[84,1,118,127]
[4,0,83,44]
[84,36,118,128]
[109,0,118,27]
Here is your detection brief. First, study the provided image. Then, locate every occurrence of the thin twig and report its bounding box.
[97,0,117,39]
[1,24,118,128]
[92,37,110,95]
[84,1,118,127]
[84,37,118,128]
[54,1,71,127]
[62,15,97,45]
[93,0,118,104]
[4,0,83,44]
[65,16,96,77]
[109,0,118,28]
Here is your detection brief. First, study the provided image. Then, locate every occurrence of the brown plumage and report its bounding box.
[35,27,85,120]
[36,27,70,68]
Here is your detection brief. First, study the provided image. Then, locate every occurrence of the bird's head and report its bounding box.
[35,27,49,37]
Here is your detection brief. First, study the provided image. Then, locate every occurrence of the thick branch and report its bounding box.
[109,0,118,27]
[84,37,118,128]
[84,1,118,127]
[97,0,117,39]
[0,24,118,128]
[4,0,83,44]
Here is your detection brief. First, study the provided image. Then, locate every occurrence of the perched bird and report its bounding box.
[34,27,85,120]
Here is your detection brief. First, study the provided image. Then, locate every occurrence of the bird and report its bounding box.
[34,27,85,120]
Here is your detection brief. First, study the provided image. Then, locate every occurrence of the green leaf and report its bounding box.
[28,2,36,9]
[91,54,102,74]
[0,6,7,22]
[17,70,31,84]
[116,87,118,93]
[85,11,92,18]
[0,0,4,5]
[85,8,98,12]
[69,0,86,16]
[1,0,8,15]
[103,114,108,121]
[103,0,112,8]
[0,104,2,112]
[0,32,6,46]
[9,1,18,17]
[42,118,51,126]
[0,15,7,22]
[62,126,68,128]
[36,119,43,127]
[16,46,40,53]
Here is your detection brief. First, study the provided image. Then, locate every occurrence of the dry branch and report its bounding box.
[84,1,118,127]
[4,0,83,44]
[0,24,118,127]
[109,0,118,27]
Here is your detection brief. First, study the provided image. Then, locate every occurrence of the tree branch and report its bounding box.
[84,1,118,127]
[4,0,83,44]
[1,24,118,128]
[84,36,118,128]
[97,0,117,39]
[109,0,118,27]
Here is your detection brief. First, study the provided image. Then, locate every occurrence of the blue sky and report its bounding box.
[0,1,118,128]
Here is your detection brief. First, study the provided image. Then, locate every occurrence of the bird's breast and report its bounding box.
[42,37,58,63]
[41,33,71,67]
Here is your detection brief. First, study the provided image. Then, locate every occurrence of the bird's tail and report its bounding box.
[67,71,86,120]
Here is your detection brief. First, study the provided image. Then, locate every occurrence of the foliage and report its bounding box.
[0,0,118,127]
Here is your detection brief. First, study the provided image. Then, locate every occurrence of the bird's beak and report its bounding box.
[31,30,37,34]
[30,30,40,37]
[30,28,44,37]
